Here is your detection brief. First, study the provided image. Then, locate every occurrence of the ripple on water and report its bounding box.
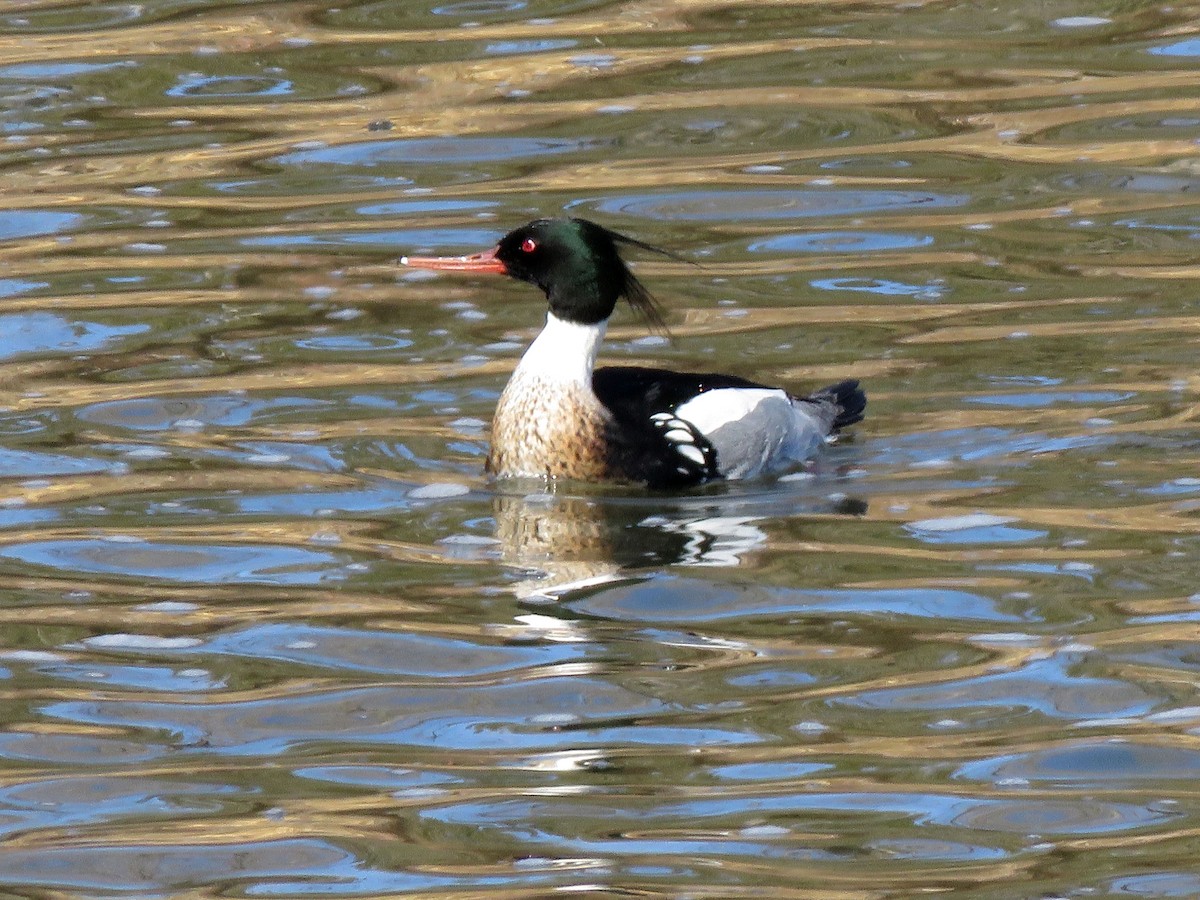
[34,662,221,692]
[293,765,462,790]
[905,513,1048,545]
[868,427,1108,468]
[0,210,84,241]
[0,539,352,586]
[274,136,601,167]
[0,777,245,839]
[0,61,137,80]
[570,189,969,222]
[76,394,330,431]
[708,761,833,781]
[43,678,756,755]
[726,667,819,689]
[293,333,414,352]
[867,838,1009,861]
[322,0,591,29]
[204,173,412,196]
[811,276,947,297]
[748,231,934,253]
[0,312,150,361]
[485,38,578,54]
[0,447,116,478]
[1114,643,1200,674]
[241,228,499,251]
[0,840,359,893]
[194,622,588,676]
[941,797,1176,835]
[228,485,409,518]
[1108,872,1200,896]
[840,656,1158,721]
[966,390,1136,408]
[434,0,526,14]
[166,74,294,99]
[1033,112,1200,145]
[568,576,1029,623]
[356,198,496,216]
[422,789,1173,855]
[955,741,1200,787]
[0,4,146,29]
[0,731,166,764]
[0,278,48,298]
[1149,37,1200,57]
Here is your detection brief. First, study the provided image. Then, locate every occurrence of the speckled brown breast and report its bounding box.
[486,374,616,481]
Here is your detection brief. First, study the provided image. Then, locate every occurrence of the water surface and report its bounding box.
[0,0,1199,896]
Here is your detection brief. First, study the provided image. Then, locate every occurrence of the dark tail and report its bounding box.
[811,379,866,430]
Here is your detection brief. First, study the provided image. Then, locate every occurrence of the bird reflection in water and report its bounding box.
[492,483,868,603]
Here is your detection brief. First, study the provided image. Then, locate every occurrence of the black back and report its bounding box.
[593,365,769,424]
[592,365,772,489]
[593,367,866,488]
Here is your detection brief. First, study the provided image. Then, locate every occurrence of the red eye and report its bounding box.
[520,238,538,253]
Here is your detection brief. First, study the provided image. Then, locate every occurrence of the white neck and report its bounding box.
[513,313,607,386]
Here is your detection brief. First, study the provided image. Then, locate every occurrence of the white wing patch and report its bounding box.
[649,413,717,480]
[674,388,831,479]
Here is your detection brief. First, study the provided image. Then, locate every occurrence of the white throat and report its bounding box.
[513,313,607,386]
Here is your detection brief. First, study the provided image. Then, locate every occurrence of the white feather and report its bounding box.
[674,388,829,479]
[676,444,707,466]
[489,313,610,479]
[512,313,607,385]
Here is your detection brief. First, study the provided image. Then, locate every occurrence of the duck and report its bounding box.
[401,217,864,488]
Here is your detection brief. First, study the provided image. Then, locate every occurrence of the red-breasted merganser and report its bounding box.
[402,217,865,488]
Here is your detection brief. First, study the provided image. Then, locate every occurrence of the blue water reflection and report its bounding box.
[294,766,461,789]
[485,39,577,54]
[570,577,1030,623]
[42,678,760,755]
[0,210,83,241]
[77,395,332,431]
[434,0,526,15]
[0,776,244,838]
[356,199,495,215]
[749,231,933,253]
[572,189,969,221]
[1149,38,1200,56]
[424,788,1174,853]
[966,390,1135,408]
[167,74,294,99]
[811,276,946,297]
[710,761,832,780]
[1108,873,1200,896]
[841,656,1158,720]
[196,622,589,675]
[0,61,136,80]
[243,229,499,250]
[0,539,353,585]
[0,278,47,298]
[0,447,116,478]
[276,137,599,167]
[956,741,1200,786]
[0,312,149,360]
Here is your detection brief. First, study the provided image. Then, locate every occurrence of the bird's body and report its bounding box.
[402,218,864,488]
[486,312,613,481]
